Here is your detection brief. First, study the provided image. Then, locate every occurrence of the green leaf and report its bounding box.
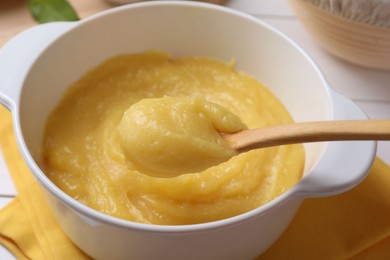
[28,0,79,24]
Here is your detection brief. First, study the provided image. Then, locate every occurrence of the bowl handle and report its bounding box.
[296,91,377,197]
[0,22,76,111]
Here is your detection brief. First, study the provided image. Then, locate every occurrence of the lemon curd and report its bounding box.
[118,96,247,178]
[42,51,305,225]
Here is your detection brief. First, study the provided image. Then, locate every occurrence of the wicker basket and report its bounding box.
[289,0,390,70]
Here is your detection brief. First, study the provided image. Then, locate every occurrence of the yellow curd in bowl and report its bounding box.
[118,96,246,178]
[42,51,304,225]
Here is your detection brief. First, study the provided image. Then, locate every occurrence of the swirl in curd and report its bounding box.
[42,51,304,225]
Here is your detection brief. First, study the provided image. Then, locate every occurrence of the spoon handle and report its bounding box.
[224,120,390,152]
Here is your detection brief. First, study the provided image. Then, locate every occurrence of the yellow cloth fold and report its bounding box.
[0,105,389,259]
[0,106,89,259]
[259,158,390,259]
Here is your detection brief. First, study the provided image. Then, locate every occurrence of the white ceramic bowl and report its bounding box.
[0,2,376,259]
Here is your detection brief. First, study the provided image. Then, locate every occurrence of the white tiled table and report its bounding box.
[1,0,389,258]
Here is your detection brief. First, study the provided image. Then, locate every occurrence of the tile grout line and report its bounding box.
[353,98,390,104]
[0,195,15,199]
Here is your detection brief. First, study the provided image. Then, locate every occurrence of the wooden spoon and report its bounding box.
[223,120,390,152]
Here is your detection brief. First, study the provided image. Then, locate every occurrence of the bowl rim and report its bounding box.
[288,0,390,70]
[289,0,390,32]
[15,0,336,233]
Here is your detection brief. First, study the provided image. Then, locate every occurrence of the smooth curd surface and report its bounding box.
[42,51,304,225]
[118,96,246,177]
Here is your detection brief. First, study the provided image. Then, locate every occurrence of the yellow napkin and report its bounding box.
[0,106,89,259]
[0,105,389,259]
